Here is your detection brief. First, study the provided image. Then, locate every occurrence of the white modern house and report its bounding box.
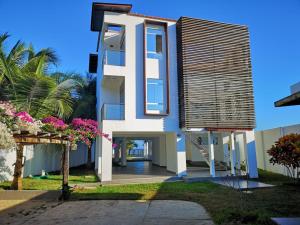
[89,2,258,182]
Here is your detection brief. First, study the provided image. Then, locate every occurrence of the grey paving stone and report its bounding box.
[146,200,211,220]
[3,200,214,225]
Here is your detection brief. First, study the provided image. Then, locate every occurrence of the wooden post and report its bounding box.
[11,144,24,190]
[62,142,70,200]
[87,144,92,169]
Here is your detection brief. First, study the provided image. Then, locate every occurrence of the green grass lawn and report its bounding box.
[1,168,299,225]
[0,167,98,190]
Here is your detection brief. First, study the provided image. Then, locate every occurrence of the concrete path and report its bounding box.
[0,200,214,225]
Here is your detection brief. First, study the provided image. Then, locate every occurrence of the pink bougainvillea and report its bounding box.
[15,112,34,123]
[70,118,101,147]
[42,116,68,131]
[69,118,114,147]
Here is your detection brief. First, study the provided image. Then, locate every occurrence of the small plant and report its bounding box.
[268,133,300,183]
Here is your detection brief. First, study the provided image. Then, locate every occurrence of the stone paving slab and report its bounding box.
[0,190,60,200]
[213,179,274,190]
[271,217,300,225]
[0,200,214,225]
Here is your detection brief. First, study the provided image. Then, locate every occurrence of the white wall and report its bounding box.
[96,12,186,181]
[0,143,93,181]
[255,124,300,176]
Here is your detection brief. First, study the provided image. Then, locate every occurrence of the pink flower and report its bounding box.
[15,112,34,123]
[42,116,68,131]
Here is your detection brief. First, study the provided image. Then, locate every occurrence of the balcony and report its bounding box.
[101,103,125,120]
[103,49,125,66]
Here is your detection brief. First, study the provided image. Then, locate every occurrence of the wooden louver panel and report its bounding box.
[176,17,255,130]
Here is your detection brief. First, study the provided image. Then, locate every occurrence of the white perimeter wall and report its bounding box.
[255,124,300,176]
[0,143,93,181]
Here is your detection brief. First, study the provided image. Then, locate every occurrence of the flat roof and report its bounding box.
[91,2,132,31]
[128,13,177,22]
[274,91,300,107]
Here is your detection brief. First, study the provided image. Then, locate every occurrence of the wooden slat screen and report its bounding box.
[176,17,255,130]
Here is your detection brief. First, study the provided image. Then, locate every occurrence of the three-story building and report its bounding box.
[89,2,258,182]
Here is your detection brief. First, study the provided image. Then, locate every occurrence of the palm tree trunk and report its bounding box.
[11,144,24,190]
[86,145,92,169]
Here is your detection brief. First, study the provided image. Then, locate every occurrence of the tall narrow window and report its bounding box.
[147,78,164,111]
[146,27,163,59]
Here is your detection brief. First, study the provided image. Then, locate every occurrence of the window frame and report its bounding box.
[143,20,170,116]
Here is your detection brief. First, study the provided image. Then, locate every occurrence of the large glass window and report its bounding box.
[146,27,163,59]
[147,78,164,111]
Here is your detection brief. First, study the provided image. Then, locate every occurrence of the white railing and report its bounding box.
[103,49,125,66]
[101,104,125,120]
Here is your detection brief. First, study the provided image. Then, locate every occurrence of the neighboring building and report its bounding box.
[275,82,300,107]
[89,2,258,182]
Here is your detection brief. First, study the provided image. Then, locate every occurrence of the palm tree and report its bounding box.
[71,73,97,120]
[0,33,81,119]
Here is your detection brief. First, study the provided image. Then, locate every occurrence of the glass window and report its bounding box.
[146,27,163,59]
[147,79,164,111]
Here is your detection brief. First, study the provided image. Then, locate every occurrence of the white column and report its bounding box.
[208,131,215,177]
[166,132,187,177]
[242,132,249,175]
[144,141,148,159]
[245,130,258,178]
[100,130,112,182]
[121,138,127,166]
[230,132,236,175]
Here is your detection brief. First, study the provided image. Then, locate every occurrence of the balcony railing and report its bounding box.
[101,103,125,120]
[103,49,125,66]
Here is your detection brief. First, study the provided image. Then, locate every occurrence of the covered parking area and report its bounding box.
[109,132,183,183]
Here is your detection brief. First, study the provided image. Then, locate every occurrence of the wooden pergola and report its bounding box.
[12,130,71,200]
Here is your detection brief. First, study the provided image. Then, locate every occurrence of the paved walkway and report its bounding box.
[0,200,214,225]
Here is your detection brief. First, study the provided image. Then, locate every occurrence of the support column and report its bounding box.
[242,132,249,175]
[100,130,113,182]
[11,144,24,190]
[208,131,215,177]
[245,130,258,178]
[166,132,187,177]
[114,139,120,163]
[121,138,127,166]
[144,141,148,159]
[230,132,236,175]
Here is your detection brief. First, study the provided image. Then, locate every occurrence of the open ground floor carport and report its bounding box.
[95,130,258,183]
[95,131,187,183]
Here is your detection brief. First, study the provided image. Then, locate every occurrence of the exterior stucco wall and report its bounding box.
[0,143,92,181]
[96,12,186,181]
[255,124,300,176]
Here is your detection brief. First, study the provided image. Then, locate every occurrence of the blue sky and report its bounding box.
[0,0,299,130]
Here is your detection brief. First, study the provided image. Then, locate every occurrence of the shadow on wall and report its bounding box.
[0,156,12,182]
